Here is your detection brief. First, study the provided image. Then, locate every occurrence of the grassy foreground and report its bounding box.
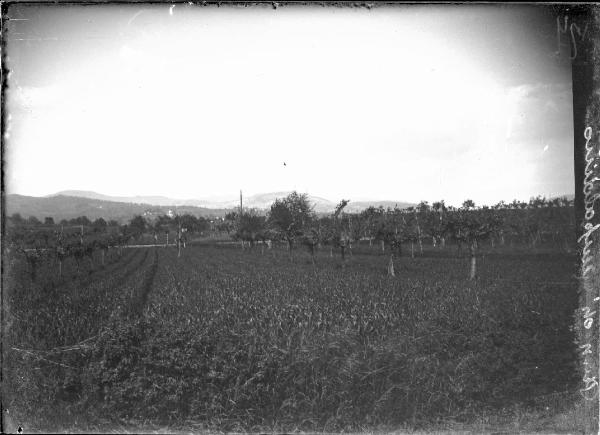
[2,243,583,433]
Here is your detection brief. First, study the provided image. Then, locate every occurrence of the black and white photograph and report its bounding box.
[2,2,600,433]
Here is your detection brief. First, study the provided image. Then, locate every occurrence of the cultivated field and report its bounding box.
[2,241,581,433]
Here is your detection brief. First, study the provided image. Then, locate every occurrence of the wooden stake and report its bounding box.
[469,242,476,280]
[387,254,395,277]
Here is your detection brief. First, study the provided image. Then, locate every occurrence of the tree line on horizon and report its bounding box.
[5,191,575,281]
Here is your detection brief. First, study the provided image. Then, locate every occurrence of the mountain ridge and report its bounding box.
[50,190,416,213]
[7,190,416,222]
[6,190,574,223]
[6,194,229,223]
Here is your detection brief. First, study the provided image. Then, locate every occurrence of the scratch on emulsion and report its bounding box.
[127,10,145,27]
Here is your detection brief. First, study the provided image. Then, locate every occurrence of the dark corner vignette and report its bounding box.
[2,1,11,434]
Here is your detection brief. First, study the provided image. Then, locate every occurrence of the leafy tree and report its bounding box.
[236,209,266,248]
[256,226,278,254]
[27,216,41,225]
[44,217,55,226]
[153,215,172,234]
[267,191,315,259]
[429,200,448,248]
[178,214,209,234]
[446,208,502,279]
[318,215,337,257]
[69,216,91,226]
[171,214,189,256]
[373,207,391,254]
[359,206,380,246]
[346,213,364,248]
[401,210,421,258]
[22,247,43,280]
[368,207,408,276]
[128,215,147,240]
[10,213,24,224]
[221,212,238,235]
[314,200,352,261]
[462,199,476,210]
[195,216,210,234]
[93,217,107,228]
[333,199,351,260]
[301,216,330,261]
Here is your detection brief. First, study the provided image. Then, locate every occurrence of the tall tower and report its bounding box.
[240,190,243,215]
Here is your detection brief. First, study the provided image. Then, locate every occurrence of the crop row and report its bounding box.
[3,247,158,427]
[74,246,579,431]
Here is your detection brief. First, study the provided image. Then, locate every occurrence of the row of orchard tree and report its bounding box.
[6,192,574,280]
[5,212,211,279]
[224,192,575,278]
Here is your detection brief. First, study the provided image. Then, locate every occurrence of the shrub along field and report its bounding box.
[2,242,580,432]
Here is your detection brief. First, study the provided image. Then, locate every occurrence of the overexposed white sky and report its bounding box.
[4,4,574,206]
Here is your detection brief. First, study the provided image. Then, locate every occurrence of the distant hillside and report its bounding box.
[51,190,192,207]
[50,190,414,213]
[191,193,416,213]
[7,190,572,223]
[5,194,229,223]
